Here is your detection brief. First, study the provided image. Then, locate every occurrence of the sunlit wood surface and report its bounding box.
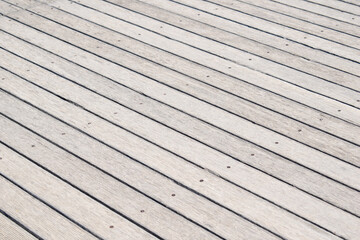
[1,0,360,239]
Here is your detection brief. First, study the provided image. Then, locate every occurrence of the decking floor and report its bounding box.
[0,0,360,239]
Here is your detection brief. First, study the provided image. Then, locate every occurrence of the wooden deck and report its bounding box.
[0,0,359,239]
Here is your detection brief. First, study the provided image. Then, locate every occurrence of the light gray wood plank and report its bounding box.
[0,213,37,240]
[1,0,359,239]
[1,48,359,238]
[202,0,360,48]
[61,0,360,109]
[0,144,158,240]
[1,37,359,223]
[0,117,230,240]
[301,0,360,15]
[138,0,360,62]
[0,0,56,13]
[0,104,284,240]
[1,10,359,191]
[0,105,288,240]
[9,0,359,148]
[0,1,21,14]
[4,0,360,128]
[1,4,359,167]
[0,174,98,240]
[0,70,344,239]
[271,0,360,25]
[40,0,360,119]
[337,0,360,6]
[137,0,360,77]
[228,0,360,37]
[135,0,360,89]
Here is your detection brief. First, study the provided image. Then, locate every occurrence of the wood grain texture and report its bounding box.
[235,0,360,36]
[204,0,360,48]
[145,0,360,62]
[0,115,225,240]
[269,0,360,25]
[83,0,360,95]
[3,0,360,129]
[141,0,360,77]
[1,67,343,239]
[294,0,360,16]
[0,212,38,240]
[0,172,99,240]
[0,142,158,240]
[137,0,360,84]
[0,32,359,238]
[0,0,359,239]
[1,11,359,192]
[60,0,360,110]
[4,0,359,159]
[0,34,359,223]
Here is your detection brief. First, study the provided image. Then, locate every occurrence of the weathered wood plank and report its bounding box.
[1,0,359,239]
[223,0,360,37]
[0,71,345,239]
[0,172,99,240]
[5,0,360,155]
[336,0,360,7]
[0,143,158,240]
[46,0,360,116]
[0,212,38,240]
[199,0,360,48]
[4,1,360,127]
[0,92,279,240]
[1,8,360,166]
[270,0,360,25]
[302,0,360,15]
[138,0,360,77]
[1,11,360,190]
[138,0,360,62]
[0,117,231,240]
[9,0,359,147]
[1,37,359,222]
[64,0,360,108]
[1,49,360,238]
[136,0,360,83]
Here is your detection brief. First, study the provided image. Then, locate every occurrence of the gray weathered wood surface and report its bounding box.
[0,0,359,239]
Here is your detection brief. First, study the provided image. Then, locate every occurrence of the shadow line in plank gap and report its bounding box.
[267,0,360,26]
[140,0,360,79]
[0,208,44,240]
[1,52,359,219]
[79,0,360,102]
[0,171,105,240]
[200,0,360,50]
[2,23,360,169]
[0,119,225,239]
[17,5,360,129]
[0,92,286,240]
[156,0,360,65]
[2,31,360,189]
[2,46,360,219]
[3,4,360,125]
[0,81,356,239]
[298,0,360,17]
[231,0,360,33]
